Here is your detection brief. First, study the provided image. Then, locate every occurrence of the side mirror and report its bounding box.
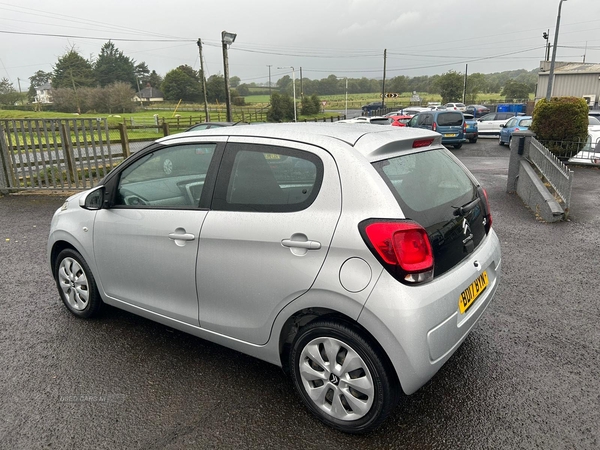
[500,124,505,128]
[79,186,104,210]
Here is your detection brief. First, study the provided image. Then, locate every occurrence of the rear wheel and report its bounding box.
[289,320,399,434]
[469,138,477,143]
[54,249,102,318]
[453,143,463,149]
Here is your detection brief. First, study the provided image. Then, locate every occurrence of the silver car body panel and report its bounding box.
[48,123,501,396]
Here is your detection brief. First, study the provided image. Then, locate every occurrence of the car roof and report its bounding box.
[157,122,442,161]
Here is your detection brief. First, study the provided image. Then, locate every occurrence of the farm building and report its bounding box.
[536,61,600,109]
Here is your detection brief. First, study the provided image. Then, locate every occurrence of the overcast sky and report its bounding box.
[1,0,599,89]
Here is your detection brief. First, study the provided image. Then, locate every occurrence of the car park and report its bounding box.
[498,116,532,146]
[47,123,500,434]
[465,105,490,118]
[477,112,519,136]
[463,113,478,143]
[445,102,466,111]
[407,110,466,149]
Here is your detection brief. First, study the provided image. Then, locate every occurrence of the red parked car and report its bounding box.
[389,115,412,127]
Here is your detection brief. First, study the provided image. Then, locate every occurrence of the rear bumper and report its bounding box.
[358,229,501,395]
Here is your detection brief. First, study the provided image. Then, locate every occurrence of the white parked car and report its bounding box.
[477,112,518,136]
[445,102,466,112]
[568,130,600,166]
[337,116,392,125]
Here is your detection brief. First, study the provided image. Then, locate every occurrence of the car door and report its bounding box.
[92,140,224,325]
[195,139,341,345]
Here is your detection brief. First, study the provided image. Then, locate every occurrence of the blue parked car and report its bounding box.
[463,113,478,143]
[498,116,532,146]
[407,110,466,149]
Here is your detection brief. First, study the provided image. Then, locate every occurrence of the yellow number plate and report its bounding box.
[459,271,488,314]
[444,133,457,137]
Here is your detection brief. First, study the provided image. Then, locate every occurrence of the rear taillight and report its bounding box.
[413,138,434,148]
[432,122,437,132]
[514,128,520,132]
[479,187,493,233]
[463,122,467,133]
[359,219,434,284]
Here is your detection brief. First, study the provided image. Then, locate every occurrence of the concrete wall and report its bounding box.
[506,130,565,222]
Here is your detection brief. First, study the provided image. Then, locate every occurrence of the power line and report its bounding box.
[0,29,192,42]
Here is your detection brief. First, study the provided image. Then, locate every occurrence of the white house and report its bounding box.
[133,85,164,103]
[34,83,53,104]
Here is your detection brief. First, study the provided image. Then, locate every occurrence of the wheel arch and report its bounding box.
[278,307,400,390]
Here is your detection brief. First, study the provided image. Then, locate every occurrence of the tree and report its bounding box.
[501,80,531,101]
[0,78,21,105]
[230,76,241,88]
[465,73,487,103]
[267,92,294,122]
[52,48,96,89]
[205,74,226,103]
[147,70,163,88]
[161,66,202,102]
[301,93,321,115]
[436,71,463,103]
[134,62,150,84]
[94,41,136,88]
[27,70,52,102]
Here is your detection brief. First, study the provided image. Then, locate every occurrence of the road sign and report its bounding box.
[384,93,399,98]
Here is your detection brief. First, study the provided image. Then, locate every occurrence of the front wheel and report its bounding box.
[289,320,399,434]
[498,135,505,146]
[54,249,102,318]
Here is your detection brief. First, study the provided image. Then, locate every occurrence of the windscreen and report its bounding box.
[373,149,486,276]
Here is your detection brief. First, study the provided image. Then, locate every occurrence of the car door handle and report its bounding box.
[168,232,196,241]
[281,239,321,250]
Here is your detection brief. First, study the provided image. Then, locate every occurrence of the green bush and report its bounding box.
[531,97,589,156]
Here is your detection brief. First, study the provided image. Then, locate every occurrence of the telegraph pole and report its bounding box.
[463,64,468,104]
[300,67,303,100]
[197,38,210,122]
[381,49,387,109]
[267,65,272,99]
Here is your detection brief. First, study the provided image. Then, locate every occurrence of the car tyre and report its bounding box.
[498,135,504,146]
[54,249,102,319]
[289,320,399,434]
[453,143,463,149]
[469,138,477,143]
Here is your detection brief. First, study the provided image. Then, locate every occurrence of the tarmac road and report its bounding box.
[0,138,598,449]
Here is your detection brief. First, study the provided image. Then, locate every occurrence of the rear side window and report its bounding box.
[437,112,463,126]
[212,143,323,212]
[520,119,532,127]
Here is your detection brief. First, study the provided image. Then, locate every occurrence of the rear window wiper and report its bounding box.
[453,197,480,216]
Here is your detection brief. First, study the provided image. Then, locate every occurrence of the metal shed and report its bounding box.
[536,61,600,108]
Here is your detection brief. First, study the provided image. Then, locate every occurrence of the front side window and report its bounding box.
[505,118,518,128]
[114,143,217,208]
[212,144,323,212]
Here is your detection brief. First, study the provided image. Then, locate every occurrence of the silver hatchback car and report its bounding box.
[48,123,501,433]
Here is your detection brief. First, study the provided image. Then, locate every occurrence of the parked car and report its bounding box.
[399,107,430,116]
[465,105,490,118]
[463,113,478,143]
[498,116,533,146]
[588,115,600,132]
[361,102,383,115]
[568,129,600,166]
[337,116,392,125]
[407,110,466,149]
[48,123,500,434]
[389,114,412,127]
[477,112,519,136]
[445,102,466,111]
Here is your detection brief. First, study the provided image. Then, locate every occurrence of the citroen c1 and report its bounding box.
[48,123,501,434]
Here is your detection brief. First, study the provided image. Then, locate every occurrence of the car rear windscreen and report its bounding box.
[437,112,463,126]
[372,149,486,276]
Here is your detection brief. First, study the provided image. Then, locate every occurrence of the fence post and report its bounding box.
[162,122,170,137]
[118,123,130,159]
[0,123,10,192]
[60,123,76,183]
